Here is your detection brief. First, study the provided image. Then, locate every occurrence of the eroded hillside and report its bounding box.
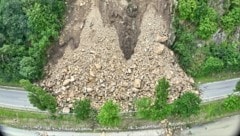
[40,0,197,113]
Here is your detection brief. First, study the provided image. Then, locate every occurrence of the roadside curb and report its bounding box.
[0,85,24,91]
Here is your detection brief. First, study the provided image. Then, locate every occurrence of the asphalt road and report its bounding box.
[181,114,240,136]
[0,127,164,136]
[199,78,240,102]
[0,87,36,110]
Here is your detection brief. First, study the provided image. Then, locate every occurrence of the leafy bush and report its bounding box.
[150,104,173,120]
[135,97,153,119]
[97,100,121,127]
[197,8,218,39]
[209,43,240,69]
[201,57,224,76]
[178,0,197,20]
[19,57,40,80]
[223,95,240,111]
[235,80,240,92]
[154,78,170,109]
[73,99,91,121]
[20,79,57,114]
[172,92,201,118]
[221,7,240,32]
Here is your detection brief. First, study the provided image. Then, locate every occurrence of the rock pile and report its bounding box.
[40,0,197,113]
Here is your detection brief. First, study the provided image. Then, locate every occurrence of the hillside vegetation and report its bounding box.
[0,0,65,82]
[173,0,240,78]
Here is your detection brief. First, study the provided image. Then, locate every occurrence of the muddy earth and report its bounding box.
[41,0,197,113]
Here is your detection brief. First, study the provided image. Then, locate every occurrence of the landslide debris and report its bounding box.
[40,0,197,113]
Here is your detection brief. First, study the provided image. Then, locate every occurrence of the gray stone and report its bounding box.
[63,79,71,86]
[62,107,70,114]
[134,79,142,89]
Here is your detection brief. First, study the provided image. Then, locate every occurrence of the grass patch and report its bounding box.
[0,108,94,131]
[195,71,240,84]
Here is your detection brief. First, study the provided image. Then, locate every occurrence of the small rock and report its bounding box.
[63,79,71,86]
[95,63,102,70]
[87,88,93,92]
[62,107,70,113]
[155,34,168,43]
[155,43,165,55]
[134,79,142,89]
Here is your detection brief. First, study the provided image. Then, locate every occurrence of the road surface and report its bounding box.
[199,78,240,102]
[0,87,37,110]
[0,126,164,136]
[181,114,240,136]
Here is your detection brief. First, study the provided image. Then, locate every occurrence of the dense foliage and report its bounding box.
[173,0,240,78]
[0,0,65,82]
[97,100,121,127]
[20,79,57,114]
[73,99,92,121]
[172,92,201,118]
[136,78,201,120]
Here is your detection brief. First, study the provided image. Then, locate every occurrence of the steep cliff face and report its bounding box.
[40,0,196,113]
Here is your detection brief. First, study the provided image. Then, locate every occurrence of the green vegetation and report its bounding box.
[235,80,240,92]
[200,95,240,119]
[0,0,65,82]
[172,92,201,118]
[20,79,57,114]
[73,99,92,121]
[97,100,121,127]
[136,78,201,120]
[173,0,240,79]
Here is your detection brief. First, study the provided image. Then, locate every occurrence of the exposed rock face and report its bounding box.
[40,0,196,112]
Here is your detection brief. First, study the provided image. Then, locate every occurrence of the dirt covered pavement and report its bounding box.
[40,0,197,112]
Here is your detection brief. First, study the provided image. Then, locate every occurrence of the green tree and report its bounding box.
[97,100,121,127]
[20,79,57,114]
[74,99,92,121]
[154,78,170,109]
[0,0,28,44]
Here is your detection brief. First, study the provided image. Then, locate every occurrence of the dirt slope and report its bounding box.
[40,0,197,113]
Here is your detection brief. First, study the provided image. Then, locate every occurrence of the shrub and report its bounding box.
[221,7,240,32]
[73,99,91,121]
[178,0,197,20]
[20,79,57,114]
[201,57,224,76]
[150,104,173,120]
[197,8,218,39]
[235,80,240,92]
[19,56,40,80]
[135,97,153,119]
[97,100,121,127]
[223,95,240,111]
[154,78,170,109]
[172,92,201,118]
